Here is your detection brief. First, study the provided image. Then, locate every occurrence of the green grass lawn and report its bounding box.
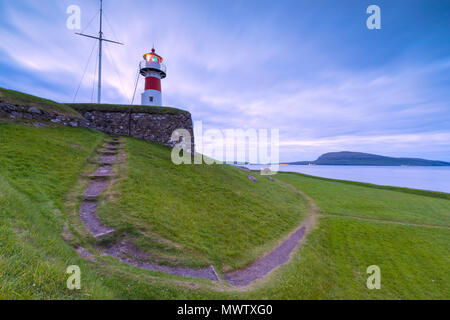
[244,172,449,299]
[0,122,448,299]
[245,216,449,299]
[275,172,450,226]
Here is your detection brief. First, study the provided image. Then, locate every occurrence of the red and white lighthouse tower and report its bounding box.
[140,48,166,106]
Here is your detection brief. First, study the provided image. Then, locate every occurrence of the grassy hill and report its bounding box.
[0,121,307,298]
[96,138,307,271]
[0,122,110,299]
[0,120,449,299]
[288,151,450,166]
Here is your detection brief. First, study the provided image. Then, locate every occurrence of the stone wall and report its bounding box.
[79,109,194,147]
[0,102,194,148]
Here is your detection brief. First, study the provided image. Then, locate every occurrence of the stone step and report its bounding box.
[106,144,121,149]
[89,159,114,165]
[94,229,116,239]
[89,165,114,179]
[79,201,116,239]
[83,180,110,200]
[91,155,116,165]
[82,173,114,180]
[99,150,118,156]
[89,173,115,179]
[96,159,116,165]
[83,194,99,201]
[84,165,114,180]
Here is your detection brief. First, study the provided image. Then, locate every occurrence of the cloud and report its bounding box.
[0,0,449,161]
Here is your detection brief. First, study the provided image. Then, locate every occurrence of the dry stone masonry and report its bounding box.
[80,109,193,147]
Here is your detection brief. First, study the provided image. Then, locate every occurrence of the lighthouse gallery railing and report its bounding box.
[139,61,167,74]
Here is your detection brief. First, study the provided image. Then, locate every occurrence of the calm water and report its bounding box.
[247,165,450,193]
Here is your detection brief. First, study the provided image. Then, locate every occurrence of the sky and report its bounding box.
[0,0,449,162]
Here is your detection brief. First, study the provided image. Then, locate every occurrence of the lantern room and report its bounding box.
[140,48,166,79]
[144,50,163,64]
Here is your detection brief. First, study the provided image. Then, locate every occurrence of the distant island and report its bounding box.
[284,151,450,166]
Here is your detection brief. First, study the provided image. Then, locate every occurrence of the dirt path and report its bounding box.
[79,139,123,237]
[79,151,115,237]
[78,137,220,282]
[224,179,319,287]
[79,201,115,238]
[102,241,219,281]
[78,141,319,285]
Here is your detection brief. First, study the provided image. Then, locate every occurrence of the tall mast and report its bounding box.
[75,0,123,104]
[98,0,103,104]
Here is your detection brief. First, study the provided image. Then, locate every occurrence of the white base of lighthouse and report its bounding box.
[141,90,162,106]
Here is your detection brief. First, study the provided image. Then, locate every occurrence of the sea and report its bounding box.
[246,165,450,194]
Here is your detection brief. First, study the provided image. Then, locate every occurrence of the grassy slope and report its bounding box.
[0,122,113,299]
[0,88,81,118]
[1,122,448,299]
[97,138,307,270]
[0,123,219,299]
[0,123,305,299]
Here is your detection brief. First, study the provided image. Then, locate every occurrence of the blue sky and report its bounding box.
[0,0,449,162]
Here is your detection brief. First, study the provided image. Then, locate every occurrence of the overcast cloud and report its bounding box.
[0,0,449,161]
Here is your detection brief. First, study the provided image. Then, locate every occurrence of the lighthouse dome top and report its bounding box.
[143,48,163,64]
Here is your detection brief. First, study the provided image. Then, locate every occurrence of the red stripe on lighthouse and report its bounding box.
[145,77,161,92]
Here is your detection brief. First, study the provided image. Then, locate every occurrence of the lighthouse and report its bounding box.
[140,48,166,106]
